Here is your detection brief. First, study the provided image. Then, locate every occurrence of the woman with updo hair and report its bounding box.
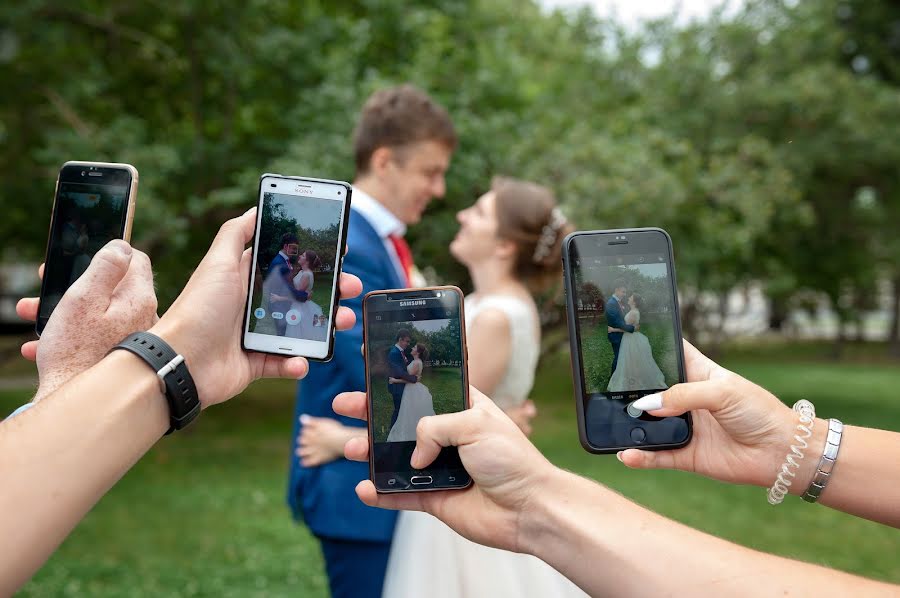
[383,177,585,597]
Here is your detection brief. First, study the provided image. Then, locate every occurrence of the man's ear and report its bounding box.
[369,146,394,178]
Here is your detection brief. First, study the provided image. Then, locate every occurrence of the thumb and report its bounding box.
[410,387,501,468]
[630,379,733,417]
[68,240,134,308]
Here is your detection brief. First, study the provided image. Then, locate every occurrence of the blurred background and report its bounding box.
[1,0,898,595]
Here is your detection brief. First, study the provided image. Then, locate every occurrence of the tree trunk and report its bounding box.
[890,274,900,357]
[768,295,788,332]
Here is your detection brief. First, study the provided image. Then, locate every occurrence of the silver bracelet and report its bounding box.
[801,418,843,503]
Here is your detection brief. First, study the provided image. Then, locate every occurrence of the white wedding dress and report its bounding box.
[286,270,325,341]
[386,359,435,442]
[607,308,668,392]
[383,295,587,598]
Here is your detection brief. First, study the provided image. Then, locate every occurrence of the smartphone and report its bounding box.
[364,286,472,493]
[242,174,351,361]
[563,228,692,454]
[36,161,138,335]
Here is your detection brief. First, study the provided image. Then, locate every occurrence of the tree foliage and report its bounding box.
[1,0,897,344]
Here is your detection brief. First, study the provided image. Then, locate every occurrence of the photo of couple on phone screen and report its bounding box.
[574,260,679,397]
[369,319,465,443]
[250,192,342,341]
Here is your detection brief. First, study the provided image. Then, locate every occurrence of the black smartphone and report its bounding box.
[37,161,139,335]
[364,286,472,493]
[242,174,351,361]
[563,228,692,454]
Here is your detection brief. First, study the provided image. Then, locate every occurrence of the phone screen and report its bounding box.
[245,176,348,360]
[365,289,470,491]
[567,230,690,450]
[39,165,133,327]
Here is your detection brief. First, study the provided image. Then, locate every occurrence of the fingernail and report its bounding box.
[410,448,419,467]
[106,239,133,255]
[632,393,663,411]
[300,414,311,424]
[616,451,624,463]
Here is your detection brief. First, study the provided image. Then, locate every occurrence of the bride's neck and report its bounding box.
[469,259,519,296]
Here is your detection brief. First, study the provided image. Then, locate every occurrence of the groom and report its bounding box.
[606,280,636,378]
[262,233,308,336]
[388,329,419,427]
[288,85,456,598]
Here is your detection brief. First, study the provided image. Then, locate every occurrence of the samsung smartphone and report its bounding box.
[36,161,138,335]
[242,174,351,361]
[563,228,692,454]
[364,286,472,493]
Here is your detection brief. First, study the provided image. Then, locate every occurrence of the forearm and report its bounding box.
[522,468,890,597]
[0,351,168,594]
[793,423,900,527]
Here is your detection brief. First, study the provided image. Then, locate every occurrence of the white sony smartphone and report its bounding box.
[242,174,351,361]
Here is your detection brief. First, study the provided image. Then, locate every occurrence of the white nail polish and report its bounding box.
[632,393,663,411]
[300,414,311,424]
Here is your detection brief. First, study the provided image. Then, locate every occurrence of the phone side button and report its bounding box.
[410,475,433,485]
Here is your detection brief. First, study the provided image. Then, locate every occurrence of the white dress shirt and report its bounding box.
[351,186,413,286]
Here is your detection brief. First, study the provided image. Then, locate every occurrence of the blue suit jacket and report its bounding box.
[288,208,404,542]
[388,345,416,396]
[606,296,634,343]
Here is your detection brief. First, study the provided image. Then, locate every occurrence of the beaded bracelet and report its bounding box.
[767,399,816,505]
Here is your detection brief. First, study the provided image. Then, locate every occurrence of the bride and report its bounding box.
[382,177,586,597]
[386,344,435,442]
[286,249,325,342]
[607,293,668,392]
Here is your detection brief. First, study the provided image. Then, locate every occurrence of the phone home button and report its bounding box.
[410,475,433,485]
[630,427,646,444]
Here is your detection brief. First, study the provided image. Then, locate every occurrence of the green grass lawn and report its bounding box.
[1,344,899,596]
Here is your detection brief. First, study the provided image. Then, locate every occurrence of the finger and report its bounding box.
[239,247,253,294]
[344,435,369,462]
[16,297,39,322]
[338,272,362,300]
[618,448,680,471]
[110,250,157,313]
[334,306,356,331]
[258,354,309,381]
[209,208,257,262]
[38,263,44,280]
[21,340,38,361]
[355,480,429,512]
[68,241,134,309]
[333,391,368,421]
[412,407,486,469]
[630,379,734,417]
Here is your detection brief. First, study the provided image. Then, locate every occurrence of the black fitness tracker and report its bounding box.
[112,331,201,434]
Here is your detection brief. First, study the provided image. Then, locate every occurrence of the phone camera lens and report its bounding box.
[338,191,342,195]
[270,183,276,188]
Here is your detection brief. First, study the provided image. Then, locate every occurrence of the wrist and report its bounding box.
[518,464,574,556]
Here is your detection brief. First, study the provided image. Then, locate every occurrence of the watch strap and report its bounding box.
[112,332,200,434]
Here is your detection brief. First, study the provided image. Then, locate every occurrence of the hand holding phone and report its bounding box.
[242,174,351,361]
[364,286,472,493]
[563,228,692,453]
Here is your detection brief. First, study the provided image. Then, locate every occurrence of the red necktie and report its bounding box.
[388,234,414,288]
